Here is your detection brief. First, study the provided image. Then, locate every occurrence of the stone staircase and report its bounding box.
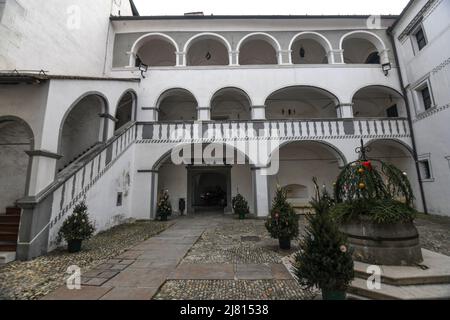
[0,207,21,264]
[348,249,450,299]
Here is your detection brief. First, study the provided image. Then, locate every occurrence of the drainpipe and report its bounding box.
[387,27,428,214]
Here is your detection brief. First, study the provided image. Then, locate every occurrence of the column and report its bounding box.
[278,49,292,65]
[176,51,186,67]
[252,167,270,217]
[197,107,211,121]
[251,105,266,120]
[330,49,345,64]
[336,103,354,119]
[230,50,239,66]
[141,107,159,122]
[25,150,62,197]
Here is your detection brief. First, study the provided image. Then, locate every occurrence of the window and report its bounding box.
[386,105,399,118]
[116,192,123,206]
[421,86,432,110]
[418,154,433,181]
[415,28,427,51]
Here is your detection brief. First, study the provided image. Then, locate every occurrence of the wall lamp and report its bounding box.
[382,62,392,76]
[139,63,148,79]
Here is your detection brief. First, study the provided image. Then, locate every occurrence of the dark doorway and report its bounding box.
[187,166,232,214]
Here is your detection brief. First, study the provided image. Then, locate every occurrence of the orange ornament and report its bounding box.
[359,183,366,190]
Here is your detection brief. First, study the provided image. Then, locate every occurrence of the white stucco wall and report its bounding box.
[393,0,450,215]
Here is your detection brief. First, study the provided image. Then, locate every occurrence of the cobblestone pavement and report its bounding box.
[416,214,450,257]
[0,220,172,300]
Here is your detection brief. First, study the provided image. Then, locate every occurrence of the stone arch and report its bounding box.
[339,31,387,64]
[210,87,252,120]
[264,85,340,119]
[156,88,199,121]
[0,115,35,211]
[57,92,109,171]
[289,32,333,64]
[115,90,137,131]
[351,85,406,118]
[184,33,232,66]
[130,33,179,67]
[237,32,282,65]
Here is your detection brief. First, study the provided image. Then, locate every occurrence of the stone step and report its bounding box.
[0,241,17,252]
[0,222,20,232]
[5,207,21,216]
[0,231,18,242]
[354,249,450,286]
[349,277,450,300]
[0,215,20,224]
[0,251,16,265]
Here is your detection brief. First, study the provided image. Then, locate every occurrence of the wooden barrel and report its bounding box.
[339,215,423,266]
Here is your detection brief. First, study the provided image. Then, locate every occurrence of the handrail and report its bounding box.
[17,121,137,207]
[137,117,408,125]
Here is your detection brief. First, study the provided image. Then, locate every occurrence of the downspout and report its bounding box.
[387,27,428,214]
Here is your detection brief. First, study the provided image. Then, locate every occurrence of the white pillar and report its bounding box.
[198,107,211,121]
[230,50,239,66]
[149,170,159,219]
[336,103,354,118]
[25,150,61,196]
[251,105,266,120]
[252,167,270,217]
[379,49,390,65]
[176,51,186,67]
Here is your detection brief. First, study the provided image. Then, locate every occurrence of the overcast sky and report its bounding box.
[133,0,410,16]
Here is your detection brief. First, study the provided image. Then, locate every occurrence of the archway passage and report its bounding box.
[135,37,177,67]
[269,141,343,213]
[265,86,339,119]
[186,37,229,66]
[342,37,380,64]
[58,94,107,171]
[115,92,135,131]
[353,86,406,118]
[156,143,254,216]
[211,87,251,121]
[158,89,198,121]
[291,38,329,64]
[365,139,420,207]
[0,117,33,213]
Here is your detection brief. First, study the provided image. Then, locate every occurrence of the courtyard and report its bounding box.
[1,212,449,300]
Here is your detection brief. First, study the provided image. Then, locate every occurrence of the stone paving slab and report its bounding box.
[42,286,112,300]
[100,287,158,300]
[169,264,235,280]
[235,264,273,280]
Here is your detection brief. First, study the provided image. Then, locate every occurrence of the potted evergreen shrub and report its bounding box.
[58,201,96,253]
[265,186,299,249]
[157,190,172,221]
[331,141,422,266]
[293,179,354,300]
[232,193,250,220]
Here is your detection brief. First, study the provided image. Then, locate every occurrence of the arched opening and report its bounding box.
[185,34,230,66]
[238,33,280,65]
[158,88,198,121]
[115,91,136,131]
[133,34,177,67]
[58,94,107,171]
[341,32,385,64]
[155,143,254,216]
[0,117,33,213]
[352,86,406,118]
[211,87,252,121]
[269,141,344,213]
[265,86,339,119]
[290,33,331,64]
[365,139,420,207]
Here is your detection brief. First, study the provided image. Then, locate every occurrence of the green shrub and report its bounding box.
[57,201,96,242]
[232,193,250,217]
[293,180,354,292]
[265,186,299,240]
